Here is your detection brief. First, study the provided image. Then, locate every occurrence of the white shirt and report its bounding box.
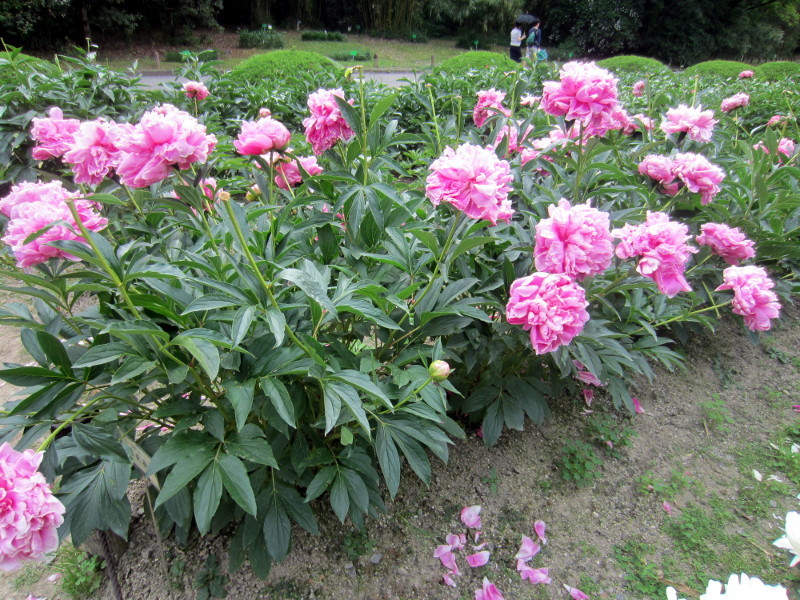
[510,27,522,47]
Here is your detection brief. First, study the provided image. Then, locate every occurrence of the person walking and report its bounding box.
[526,17,542,59]
[509,20,524,63]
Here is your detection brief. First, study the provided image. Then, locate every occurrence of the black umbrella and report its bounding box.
[517,14,537,24]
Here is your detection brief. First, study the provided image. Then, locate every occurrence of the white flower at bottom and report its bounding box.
[773,510,800,566]
[698,573,787,600]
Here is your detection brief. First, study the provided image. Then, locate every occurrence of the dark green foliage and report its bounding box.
[684,60,754,78]
[597,55,670,75]
[436,51,517,74]
[193,555,227,600]
[238,29,286,49]
[754,61,800,80]
[228,50,336,82]
[301,30,346,42]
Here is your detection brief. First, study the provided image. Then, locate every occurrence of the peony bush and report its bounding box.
[0,49,797,586]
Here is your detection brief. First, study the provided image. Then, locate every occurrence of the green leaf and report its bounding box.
[222,378,256,432]
[305,466,336,502]
[278,264,337,315]
[322,380,369,436]
[369,93,396,126]
[226,432,278,468]
[193,463,223,535]
[263,496,291,561]
[85,192,126,206]
[278,485,318,535]
[73,423,128,462]
[171,335,220,380]
[231,306,256,347]
[342,468,369,513]
[102,320,170,340]
[329,473,350,522]
[154,449,214,508]
[73,342,131,368]
[35,330,71,372]
[333,95,363,137]
[111,356,156,384]
[376,425,401,498]
[181,294,241,315]
[218,453,257,516]
[260,377,296,428]
[0,366,70,386]
[330,369,392,410]
[265,308,286,348]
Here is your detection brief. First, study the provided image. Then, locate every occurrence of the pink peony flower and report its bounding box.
[274,155,323,190]
[234,116,291,156]
[520,94,540,107]
[768,114,788,127]
[473,89,511,127]
[475,577,505,600]
[303,88,356,155]
[493,122,533,155]
[720,93,750,113]
[461,505,482,529]
[632,80,646,97]
[182,80,209,101]
[115,104,217,188]
[62,119,125,185]
[660,104,717,142]
[533,198,613,280]
[612,211,697,297]
[30,107,80,160]
[425,144,513,225]
[671,152,725,204]
[778,138,796,159]
[2,194,108,269]
[0,443,65,571]
[716,265,781,331]
[696,223,755,265]
[0,180,78,218]
[638,154,676,185]
[506,272,590,354]
[739,70,754,78]
[541,61,620,137]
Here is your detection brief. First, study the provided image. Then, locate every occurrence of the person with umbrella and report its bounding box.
[509,16,528,62]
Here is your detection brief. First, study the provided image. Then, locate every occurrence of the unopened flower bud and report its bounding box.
[218,190,231,202]
[259,107,271,118]
[428,360,451,382]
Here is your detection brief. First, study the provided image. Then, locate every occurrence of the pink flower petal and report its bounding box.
[443,572,457,587]
[534,519,547,544]
[583,388,594,407]
[515,535,541,562]
[434,544,452,558]
[632,397,644,414]
[461,505,482,529]
[446,533,466,550]
[466,550,491,567]
[564,584,590,599]
[663,501,673,516]
[475,577,505,600]
[518,563,551,584]
[472,542,487,551]
[435,549,458,571]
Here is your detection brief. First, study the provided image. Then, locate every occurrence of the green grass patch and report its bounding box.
[597,55,670,74]
[684,60,753,78]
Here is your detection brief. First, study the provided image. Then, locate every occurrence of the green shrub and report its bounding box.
[328,50,372,61]
[228,50,336,82]
[684,60,753,78]
[301,30,345,42]
[597,55,670,75]
[754,61,800,80]
[164,49,218,63]
[436,51,517,74]
[238,29,286,49]
[0,48,58,82]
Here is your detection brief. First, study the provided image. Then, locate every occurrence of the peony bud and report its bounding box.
[428,360,451,382]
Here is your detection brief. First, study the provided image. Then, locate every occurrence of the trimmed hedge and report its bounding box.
[301,31,346,42]
[239,29,285,49]
[329,50,372,62]
[228,50,337,82]
[164,49,219,62]
[597,55,670,75]
[753,61,800,80]
[684,60,753,78]
[436,51,517,74]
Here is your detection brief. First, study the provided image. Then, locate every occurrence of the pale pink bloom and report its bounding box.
[768,114,788,127]
[493,122,533,155]
[515,536,541,562]
[183,80,209,100]
[474,89,511,127]
[660,104,717,142]
[115,104,217,188]
[573,360,602,386]
[0,180,80,218]
[274,155,323,190]
[671,152,725,205]
[739,70,754,78]
[632,397,644,414]
[443,572,457,587]
[716,265,781,331]
[426,144,513,225]
[534,519,547,544]
[475,577,505,600]
[696,223,755,265]
[583,388,594,406]
[632,80,646,97]
[0,443,65,571]
[303,88,355,155]
[518,563,551,584]
[520,94,540,107]
[720,93,749,113]
[663,501,673,515]
[541,61,620,137]
[779,138,796,159]
[259,107,271,118]
[30,106,80,160]
[446,533,466,550]
[466,550,491,567]
[612,211,698,297]
[565,585,590,599]
[62,119,124,185]
[235,116,291,155]
[534,199,613,281]
[506,272,589,354]
[638,155,676,185]
[461,505,482,529]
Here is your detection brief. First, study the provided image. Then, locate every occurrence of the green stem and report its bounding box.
[37,396,101,451]
[631,300,731,335]
[392,376,433,411]
[427,84,443,156]
[357,67,370,186]
[685,253,712,276]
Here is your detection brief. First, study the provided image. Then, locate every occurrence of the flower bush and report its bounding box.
[0,49,797,583]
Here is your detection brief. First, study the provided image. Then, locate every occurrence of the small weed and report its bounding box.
[482,467,499,495]
[12,562,44,588]
[193,555,227,600]
[699,394,733,432]
[168,554,187,590]
[587,412,637,458]
[343,528,377,561]
[559,441,603,486]
[262,577,305,599]
[55,544,106,600]
[638,468,692,498]
[612,540,664,598]
[711,355,739,387]
[578,574,603,597]
[763,338,800,369]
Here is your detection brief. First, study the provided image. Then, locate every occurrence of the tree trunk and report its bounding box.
[251,0,272,27]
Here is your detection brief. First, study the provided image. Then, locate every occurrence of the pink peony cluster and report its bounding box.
[716,265,781,331]
[540,61,620,136]
[234,116,291,155]
[533,198,613,280]
[0,442,65,572]
[274,155,324,190]
[182,80,209,101]
[612,211,697,297]
[425,144,513,225]
[506,272,590,354]
[638,154,677,185]
[0,181,107,268]
[30,107,80,160]
[720,93,750,113]
[493,122,533,155]
[303,88,355,155]
[632,80,646,97]
[696,223,755,265]
[671,152,725,204]
[473,89,511,128]
[115,104,217,188]
[62,119,126,185]
[739,70,754,78]
[660,104,717,142]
